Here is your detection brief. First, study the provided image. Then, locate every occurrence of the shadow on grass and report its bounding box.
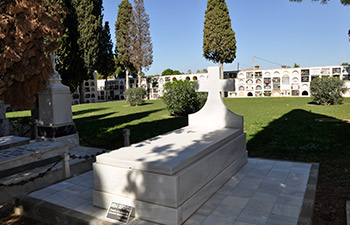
[247,109,350,224]
[247,109,350,163]
[74,109,187,149]
[72,107,110,117]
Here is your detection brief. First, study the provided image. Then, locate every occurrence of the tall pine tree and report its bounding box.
[96,21,115,79]
[203,0,236,77]
[115,0,133,90]
[130,0,153,87]
[55,0,87,93]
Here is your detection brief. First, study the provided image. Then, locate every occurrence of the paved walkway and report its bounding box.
[27,158,318,225]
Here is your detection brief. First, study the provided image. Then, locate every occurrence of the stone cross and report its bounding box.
[196,67,234,99]
[188,67,243,129]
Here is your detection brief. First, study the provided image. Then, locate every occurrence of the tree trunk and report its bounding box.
[79,82,84,103]
[219,61,225,98]
[219,61,224,79]
[138,69,142,88]
[105,78,108,101]
[125,68,130,90]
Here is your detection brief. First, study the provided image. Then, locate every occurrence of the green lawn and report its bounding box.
[6,97,350,223]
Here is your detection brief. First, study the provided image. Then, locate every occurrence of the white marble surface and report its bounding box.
[180,152,247,222]
[93,134,246,208]
[189,67,243,129]
[96,126,240,175]
[93,163,178,206]
[178,133,246,204]
[93,152,247,224]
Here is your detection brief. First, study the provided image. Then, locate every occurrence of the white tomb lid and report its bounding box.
[96,126,241,175]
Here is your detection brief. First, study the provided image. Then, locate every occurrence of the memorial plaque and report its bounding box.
[106,202,133,224]
[301,76,309,82]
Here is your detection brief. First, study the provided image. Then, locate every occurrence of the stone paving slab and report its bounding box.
[22,158,318,225]
[0,136,30,150]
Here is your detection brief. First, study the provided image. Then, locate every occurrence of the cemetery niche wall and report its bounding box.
[92,67,247,225]
[72,64,350,104]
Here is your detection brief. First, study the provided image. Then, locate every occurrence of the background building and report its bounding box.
[72,65,350,104]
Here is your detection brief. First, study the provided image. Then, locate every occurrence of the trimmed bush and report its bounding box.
[310,77,346,105]
[124,87,147,106]
[162,80,207,117]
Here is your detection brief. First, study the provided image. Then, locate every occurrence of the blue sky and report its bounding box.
[102,0,350,75]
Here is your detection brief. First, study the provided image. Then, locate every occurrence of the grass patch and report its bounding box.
[6,97,350,223]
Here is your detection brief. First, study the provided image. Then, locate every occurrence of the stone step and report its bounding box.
[0,141,68,173]
[0,136,30,150]
[0,145,106,205]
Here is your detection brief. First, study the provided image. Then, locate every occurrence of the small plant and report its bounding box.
[124,87,147,106]
[310,77,346,105]
[162,80,207,117]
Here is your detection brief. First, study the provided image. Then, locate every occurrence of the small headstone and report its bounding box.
[106,202,133,224]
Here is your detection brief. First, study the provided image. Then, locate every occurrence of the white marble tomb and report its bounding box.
[93,67,247,225]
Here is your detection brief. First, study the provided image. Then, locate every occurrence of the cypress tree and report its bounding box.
[96,21,115,79]
[73,0,103,76]
[203,0,236,77]
[115,0,133,90]
[130,0,153,87]
[55,0,87,93]
[72,0,103,102]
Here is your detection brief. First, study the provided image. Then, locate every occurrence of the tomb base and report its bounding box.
[36,123,79,148]
[93,126,247,225]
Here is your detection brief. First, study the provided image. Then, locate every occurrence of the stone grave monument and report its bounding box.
[93,67,247,225]
[36,53,79,148]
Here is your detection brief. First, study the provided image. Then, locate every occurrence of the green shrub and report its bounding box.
[124,87,147,106]
[310,77,346,105]
[162,80,207,117]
